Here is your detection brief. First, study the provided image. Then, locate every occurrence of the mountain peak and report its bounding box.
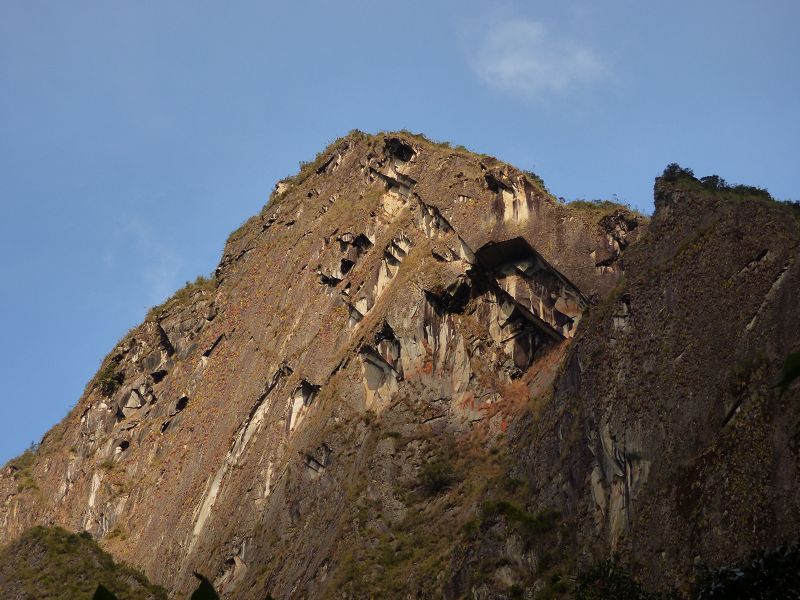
[2,133,797,599]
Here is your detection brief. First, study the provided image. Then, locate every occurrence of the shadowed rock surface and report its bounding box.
[0,526,167,599]
[0,132,798,599]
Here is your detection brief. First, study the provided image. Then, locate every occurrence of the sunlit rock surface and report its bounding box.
[2,132,798,599]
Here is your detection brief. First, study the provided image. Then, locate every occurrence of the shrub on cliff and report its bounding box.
[661,163,695,181]
[696,543,800,599]
[96,362,124,397]
[573,559,676,599]
[418,458,457,496]
[661,163,773,200]
[0,526,168,599]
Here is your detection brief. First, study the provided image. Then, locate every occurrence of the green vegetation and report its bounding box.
[94,585,119,600]
[0,526,168,599]
[390,129,494,160]
[523,169,550,194]
[568,198,633,212]
[536,574,571,599]
[660,162,697,182]
[4,442,40,492]
[146,274,215,321]
[417,457,458,496]
[282,129,368,189]
[5,442,37,471]
[661,163,800,221]
[96,362,124,397]
[481,500,560,544]
[572,544,800,599]
[696,543,800,599]
[572,559,677,600]
[0,526,225,599]
[189,573,220,600]
[775,350,800,392]
[660,163,774,200]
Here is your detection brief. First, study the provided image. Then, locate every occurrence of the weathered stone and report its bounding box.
[1,133,796,600]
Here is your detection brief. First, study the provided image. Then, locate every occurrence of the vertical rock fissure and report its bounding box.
[186,363,293,555]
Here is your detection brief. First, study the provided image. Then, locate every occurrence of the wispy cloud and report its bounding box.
[123,218,183,306]
[471,19,605,99]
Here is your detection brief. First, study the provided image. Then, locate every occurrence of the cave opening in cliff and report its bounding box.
[385,137,416,162]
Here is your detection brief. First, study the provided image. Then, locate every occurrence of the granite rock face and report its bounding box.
[1,132,798,599]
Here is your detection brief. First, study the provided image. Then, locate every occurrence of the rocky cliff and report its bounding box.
[1,132,797,599]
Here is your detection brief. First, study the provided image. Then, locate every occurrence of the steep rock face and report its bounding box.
[3,134,798,599]
[0,132,644,598]
[503,178,800,594]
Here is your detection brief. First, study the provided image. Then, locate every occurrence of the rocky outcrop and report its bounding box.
[1,132,797,599]
[504,177,800,595]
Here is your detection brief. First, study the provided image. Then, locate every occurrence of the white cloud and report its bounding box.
[471,19,605,99]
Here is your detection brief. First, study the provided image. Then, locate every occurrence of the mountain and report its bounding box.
[1,132,798,599]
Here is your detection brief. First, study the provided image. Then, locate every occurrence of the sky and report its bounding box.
[0,0,798,463]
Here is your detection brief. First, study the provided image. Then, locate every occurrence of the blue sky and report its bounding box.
[1,0,798,463]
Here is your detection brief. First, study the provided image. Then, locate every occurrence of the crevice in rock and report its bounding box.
[318,272,341,287]
[417,198,455,238]
[244,364,294,431]
[156,322,176,356]
[330,355,350,376]
[746,260,792,331]
[303,444,333,477]
[370,168,417,197]
[475,236,587,339]
[235,247,255,262]
[188,363,293,553]
[735,249,771,277]
[595,255,618,268]
[612,294,632,333]
[340,258,355,275]
[343,300,364,327]
[315,152,342,175]
[205,302,217,321]
[202,334,225,358]
[304,455,326,474]
[373,321,403,380]
[360,345,403,383]
[599,212,640,250]
[261,216,277,231]
[374,321,397,345]
[385,137,416,162]
[475,237,534,270]
[288,379,321,433]
[485,173,512,194]
[350,233,375,253]
[424,275,472,315]
[721,396,745,430]
[318,233,375,289]
[385,234,412,263]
